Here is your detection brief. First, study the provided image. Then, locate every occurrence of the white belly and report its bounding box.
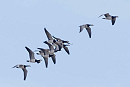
[30,59,35,63]
[106,17,112,20]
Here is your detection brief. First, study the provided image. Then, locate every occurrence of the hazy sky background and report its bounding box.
[0,0,130,87]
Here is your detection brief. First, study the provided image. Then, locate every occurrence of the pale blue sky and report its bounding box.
[0,0,130,87]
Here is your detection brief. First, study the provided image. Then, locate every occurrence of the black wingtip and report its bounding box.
[25,46,29,50]
[67,52,70,55]
[45,65,48,68]
[44,28,47,31]
[43,41,48,44]
[88,35,91,38]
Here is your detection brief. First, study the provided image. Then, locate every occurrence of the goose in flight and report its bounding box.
[79,24,94,38]
[98,13,112,20]
[37,48,50,68]
[44,41,56,64]
[99,13,118,25]
[25,46,42,63]
[12,64,31,80]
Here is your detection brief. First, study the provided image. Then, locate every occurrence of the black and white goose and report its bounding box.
[99,13,118,25]
[13,64,31,80]
[44,41,56,64]
[98,13,112,20]
[37,48,50,68]
[79,24,94,38]
[25,46,42,63]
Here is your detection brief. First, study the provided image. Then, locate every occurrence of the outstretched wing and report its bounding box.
[43,57,48,68]
[22,68,27,80]
[44,28,53,40]
[50,54,56,64]
[25,47,35,59]
[111,17,116,25]
[86,27,91,38]
[79,25,85,33]
[63,45,70,55]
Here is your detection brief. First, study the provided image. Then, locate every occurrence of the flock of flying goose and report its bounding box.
[12,13,118,80]
[13,28,71,80]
